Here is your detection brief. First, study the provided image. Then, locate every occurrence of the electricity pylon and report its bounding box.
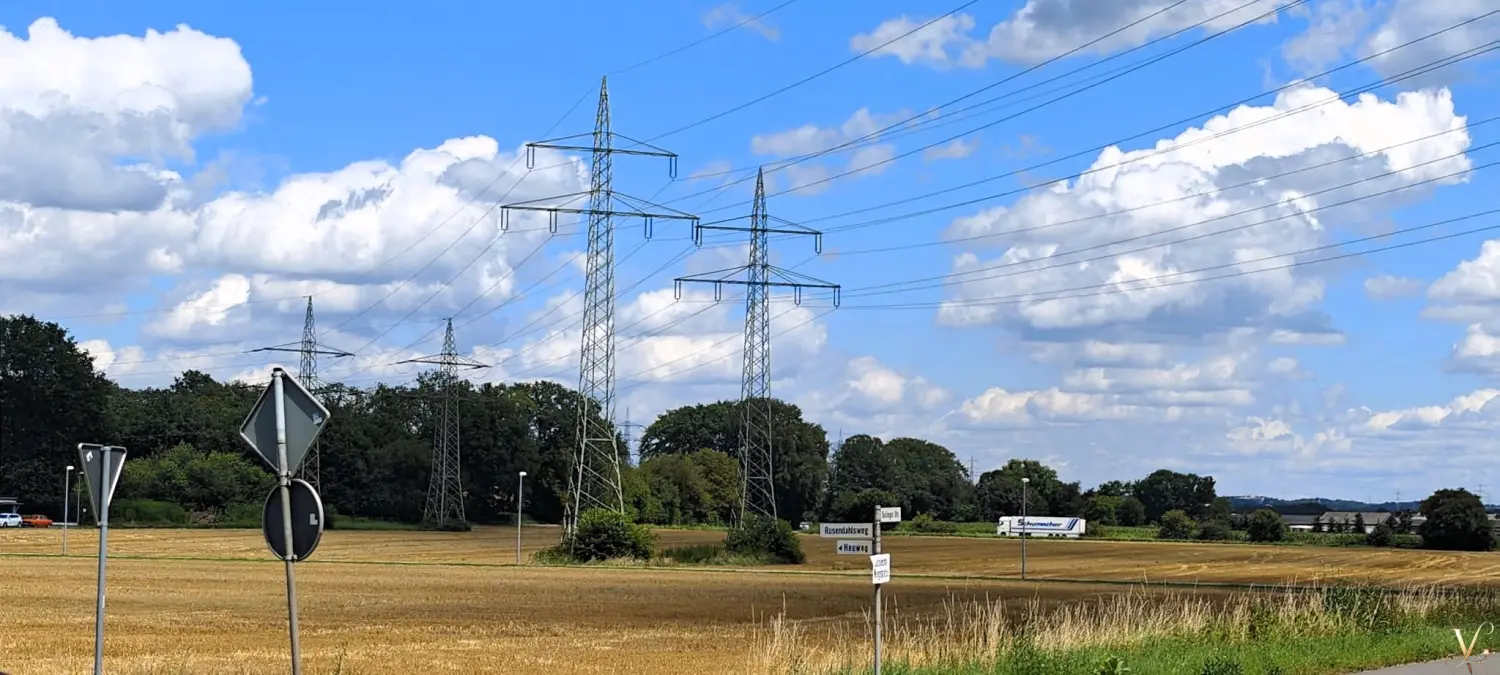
[252,296,352,491]
[501,76,699,534]
[398,319,487,527]
[674,168,839,522]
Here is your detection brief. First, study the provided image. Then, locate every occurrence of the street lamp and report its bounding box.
[64,465,75,556]
[1021,477,1030,580]
[516,471,527,565]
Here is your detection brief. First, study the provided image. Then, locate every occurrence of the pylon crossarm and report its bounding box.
[396,357,489,370]
[251,345,355,358]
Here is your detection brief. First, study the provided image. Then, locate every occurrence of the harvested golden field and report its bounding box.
[1,527,1496,674]
[5,526,1499,586]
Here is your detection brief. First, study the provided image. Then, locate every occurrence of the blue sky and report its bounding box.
[2,0,1498,499]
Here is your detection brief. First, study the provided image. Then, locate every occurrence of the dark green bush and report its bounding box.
[112,499,190,525]
[1246,508,1287,543]
[725,514,805,564]
[1196,520,1234,541]
[1157,509,1195,539]
[908,512,959,534]
[1198,655,1243,675]
[559,508,655,562]
[1366,521,1394,547]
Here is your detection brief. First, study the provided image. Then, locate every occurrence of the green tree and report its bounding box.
[1085,495,1123,526]
[820,434,893,518]
[1351,512,1367,534]
[1094,480,1135,498]
[1246,508,1287,543]
[1116,496,1147,526]
[1311,515,1324,533]
[0,316,112,518]
[1418,488,1496,551]
[884,437,972,520]
[1366,521,1394,547]
[1157,509,1196,539]
[636,449,738,525]
[828,487,901,523]
[1134,469,1217,522]
[1397,510,1415,535]
[641,398,828,522]
[974,459,1067,520]
[1207,497,1232,523]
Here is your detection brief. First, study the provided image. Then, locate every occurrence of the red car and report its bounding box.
[20,514,52,528]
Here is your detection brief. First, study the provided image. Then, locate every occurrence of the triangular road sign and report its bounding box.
[239,368,331,475]
[77,443,127,523]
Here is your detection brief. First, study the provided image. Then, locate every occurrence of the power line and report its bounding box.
[818,118,1498,258]
[839,148,1497,299]
[688,0,1314,211]
[669,0,1213,190]
[609,0,803,77]
[794,16,1500,229]
[641,0,984,144]
[839,208,1500,310]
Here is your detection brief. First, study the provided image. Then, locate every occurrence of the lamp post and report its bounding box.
[516,471,527,565]
[64,464,75,555]
[1020,477,1030,580]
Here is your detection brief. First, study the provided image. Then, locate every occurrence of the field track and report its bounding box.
[3,527,1497,674]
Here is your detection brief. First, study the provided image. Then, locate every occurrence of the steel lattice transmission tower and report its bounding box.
[251,296,353,491]
[502,77,699,533]
[398,319,487,527]
[674,169,839,522]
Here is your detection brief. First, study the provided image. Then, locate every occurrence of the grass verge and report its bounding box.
[753,585,1498,674]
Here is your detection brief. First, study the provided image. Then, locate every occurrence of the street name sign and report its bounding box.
[820,522,873,539]
[870,553,891,585]
[239,369,330,474]
[877,507,902,523]
[836,540,872,555]
[77,444,126,521]
[263,478,325,562]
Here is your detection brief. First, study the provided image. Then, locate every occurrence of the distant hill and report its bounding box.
[1225,495,1499,515]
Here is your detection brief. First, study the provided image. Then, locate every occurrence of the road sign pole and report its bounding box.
[93,446,109,675]
[274,371,303,675]
[63,467,71,556]
[873,504,882,675]
[516,471,526,565]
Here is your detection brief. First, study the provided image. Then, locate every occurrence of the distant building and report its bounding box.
[0,498,17,515]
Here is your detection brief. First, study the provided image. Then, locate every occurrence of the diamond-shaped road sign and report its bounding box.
[239,368,331,475]
[77,443,127,523]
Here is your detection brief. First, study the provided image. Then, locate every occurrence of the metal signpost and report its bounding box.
[240,367,331,675]
[78,443,127,675]
[1021,477,1030,580]
[871,505,900,675]
[516,471,527,565]
[63,463,74,556]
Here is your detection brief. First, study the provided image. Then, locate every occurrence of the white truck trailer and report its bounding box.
[996,516,1086,538]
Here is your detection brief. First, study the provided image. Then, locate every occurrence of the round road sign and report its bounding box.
[262,478,325,562]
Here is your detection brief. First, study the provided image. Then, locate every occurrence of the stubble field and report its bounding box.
[2,526,1497,674]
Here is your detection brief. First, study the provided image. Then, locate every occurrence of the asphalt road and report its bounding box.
[1357,658,1496,673]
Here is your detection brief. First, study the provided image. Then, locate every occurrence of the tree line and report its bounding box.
[1,315,1493,552]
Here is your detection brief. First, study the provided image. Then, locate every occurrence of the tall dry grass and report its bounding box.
[751,584,1483,674]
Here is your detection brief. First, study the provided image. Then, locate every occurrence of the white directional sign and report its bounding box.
[870,553,891,585]
[836,540,872,555]
[77,444,127,522]
[878,507,902,523]
[820,522,874,539]
[239,370,331,474]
